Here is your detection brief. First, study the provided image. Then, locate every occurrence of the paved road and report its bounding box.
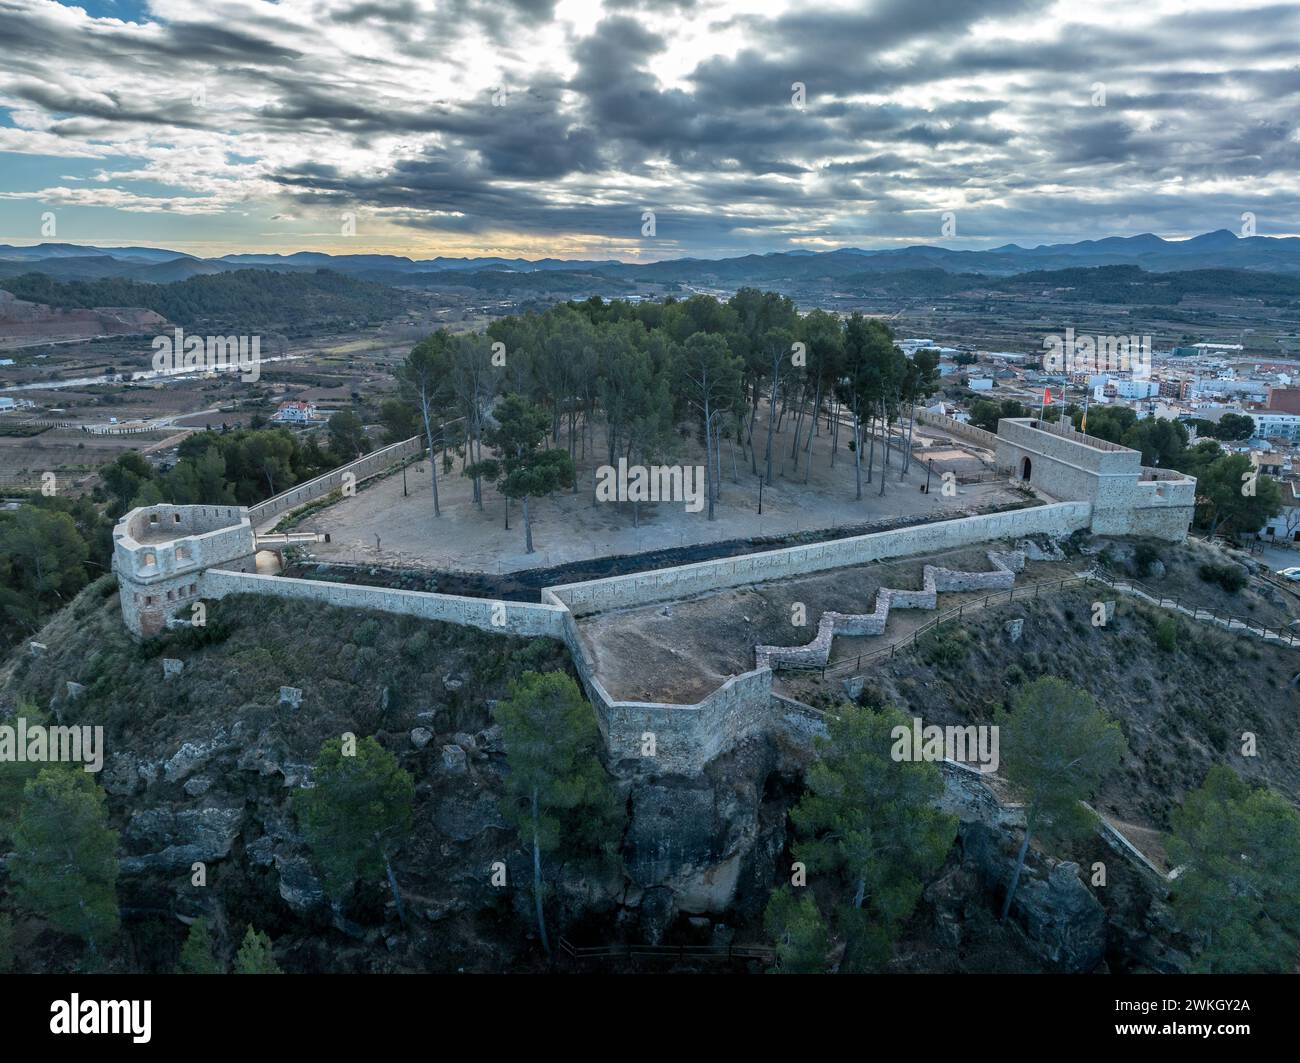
[1256,542,1300,574]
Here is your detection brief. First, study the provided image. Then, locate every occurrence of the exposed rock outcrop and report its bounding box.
[121,805,246,874]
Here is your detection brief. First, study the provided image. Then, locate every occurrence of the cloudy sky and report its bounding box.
[0,0,1297,261]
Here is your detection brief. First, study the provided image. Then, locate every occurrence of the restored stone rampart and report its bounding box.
[198,569,568,638]
[547,502,1090,617]
[247,435,423,527]
[913,407,999,449]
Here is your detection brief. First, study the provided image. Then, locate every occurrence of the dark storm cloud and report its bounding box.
[2,0,1298,253]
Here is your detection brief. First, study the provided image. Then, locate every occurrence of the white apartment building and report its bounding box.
[1112,379,1160,400]
[1250,411,1300,442]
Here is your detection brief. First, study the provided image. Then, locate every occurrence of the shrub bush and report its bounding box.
[1155,616,1178,653]
[402,630,430,658]
[1133,542,1163,577]
[1198,563,1247,593]
[919,625,971,668]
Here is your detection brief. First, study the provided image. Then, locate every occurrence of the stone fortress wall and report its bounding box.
[247,435,424,528]
[198,568,569,638]
[113,504,258,636]
[542,504,1090,617]
[995,418,1195,541]
[111,417,1197,774]
[754,549,1025,670]
[913,408,1000,450]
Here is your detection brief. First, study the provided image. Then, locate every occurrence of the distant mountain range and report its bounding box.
[2,230,1299,287]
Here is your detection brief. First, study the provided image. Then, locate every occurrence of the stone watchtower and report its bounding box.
[994,418,1196,541]
[112,504,257,636]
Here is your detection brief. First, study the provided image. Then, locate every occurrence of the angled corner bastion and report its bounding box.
[113,501,569,640]
[994,417,1195,542]
[113,504,257,636]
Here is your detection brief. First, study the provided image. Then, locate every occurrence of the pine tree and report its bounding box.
[10,768,119,956]
[677,332,743,519]
[0,698,51,845]
[763,887,828,973]
[400,334,453,516]
[178,916,223,974]
[790,703,956,971]
[466,394,575,553]
[1197,453,1283,536]
[493,671,623,958]
[0,912,14,973]
[994,676,1127,921]
[234,926,282,974]
[1168,766,1300,972]
[295,737,414,914]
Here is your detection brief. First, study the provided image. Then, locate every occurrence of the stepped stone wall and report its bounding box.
[755,550,1025,671]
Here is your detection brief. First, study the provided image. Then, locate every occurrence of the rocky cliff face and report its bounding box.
[0,579,1187,973]
[622,733,806,942]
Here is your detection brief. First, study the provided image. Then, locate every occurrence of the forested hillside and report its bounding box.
[842,265,1300,304]
[0,269,409,334]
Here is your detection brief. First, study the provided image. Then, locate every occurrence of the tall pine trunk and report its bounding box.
[866,399,876,484]
[1000,809,1036,922]
[853,406,863,500]
[764,354,780,485]
[531,789,551,957]
[831,396,841,468]
[421,397,441,517]
[382,848,407,927]
[704,404,716,520]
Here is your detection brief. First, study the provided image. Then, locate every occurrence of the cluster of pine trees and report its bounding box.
[387,290,942,546]
[765,679,1300,974]
[98,415,369,516]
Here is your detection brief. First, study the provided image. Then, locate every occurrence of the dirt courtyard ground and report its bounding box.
[575,543,1077,703]
[289,404,1022,573]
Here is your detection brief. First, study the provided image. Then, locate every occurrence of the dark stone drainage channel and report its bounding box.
[283,499,1038,603]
